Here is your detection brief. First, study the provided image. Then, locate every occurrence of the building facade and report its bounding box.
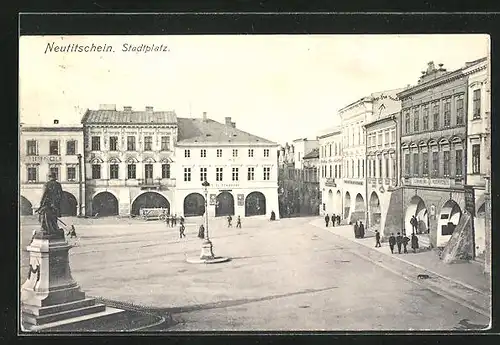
[318,127,343,216]
[20,121,86,216]
[82,105,177,217]
[292,138,319,170]
[397,61,471,248]
[175,114,280,219]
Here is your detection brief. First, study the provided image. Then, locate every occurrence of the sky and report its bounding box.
[19,34,489,145]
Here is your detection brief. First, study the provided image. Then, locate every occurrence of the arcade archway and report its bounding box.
[183,193,205,217]
[245,191,266,217]
[61,191,77,216]
[405,196,429,235]
[216,191,234,217]
[438,199,462,237]
[369,192,381,230]
[344,192,351,220]
[92,192,119,217]
[335,190,342,215]
[20,196,33,216]
[327,190,334,214]
[352,193,366,223]
[131,192,170,216]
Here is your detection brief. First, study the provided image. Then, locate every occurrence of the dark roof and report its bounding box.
[82,109,177,125]
[177,118,277,145]
[303,148,319,160]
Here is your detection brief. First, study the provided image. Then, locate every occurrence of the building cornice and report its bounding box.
[397,69,466,100]
[21,127,83,132]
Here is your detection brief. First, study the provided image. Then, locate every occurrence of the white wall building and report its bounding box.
[174,113,280,219]
[20,121,86,216]
[292,138,319,170]
[318,127,343,216]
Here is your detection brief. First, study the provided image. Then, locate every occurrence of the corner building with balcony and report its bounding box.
[81,105,177,216]
[20,122,86,217]
[174,113,280,219]
[318,127,343,216]
[396,60,484,248]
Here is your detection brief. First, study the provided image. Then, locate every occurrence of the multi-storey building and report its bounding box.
[174,113,280,219]
[464,57,489,257]
[20,121,86,216]
[318,127,343,216]
[340,89,402,223]
[81,105,177,216]
[397,61,475,248]
[292,138,318,170]
[364,111,400,235]
[302,148,320,182]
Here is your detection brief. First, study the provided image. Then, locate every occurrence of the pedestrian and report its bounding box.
[165,214,171,227]
[354,221,359,238]
[227,215,233,227]
[389,233,396,254]
[170,214,175,227]
[236,216,242,228]
[375,230,381,247]
[396,232,403,254]
[359,221,365,239]
[402,234,410,254]
[270,211,276,221]
[68,225,77,238]
[331,213,336,227]
[337,215,341,226]
[411,233,419,253]
[324,214,330,227]
[179,222,186,239]
[198,224,205,239]
[411,215,418,234]
[173,214,177,227]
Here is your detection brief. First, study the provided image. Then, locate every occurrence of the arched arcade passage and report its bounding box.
[131,192,170,216]
[61,191,77,217]
[92,192,119,217]
[335,190,342,215]
[405,196,429,235]
[369,192,381,230]
[327,190,334,214]
[183,193,205,217]
[344,192,351,220]
[216,191,235,217]
[351,193,366,223]
[245,191,266,217]
[438,199,462,237]
[20,196,33,216]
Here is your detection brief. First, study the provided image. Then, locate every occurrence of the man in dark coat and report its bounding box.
[331,214,336,227]
[396,232,403,254]
[36,173,63,237]
[270,211,276,221]
[236,216,242,228]
[402,234,410,254]
[354,221,359,238]
[324,214,330,227]
[411,215,418,234]
[359,221,365,238]
[375,230,381,247]
[411,233,419,253]
[173,214,177,227]
[227,215,233,227]
[198,224,205,239]
[337,215,341,226]
[388,233,396,254]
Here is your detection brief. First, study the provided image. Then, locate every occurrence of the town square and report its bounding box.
[19,34,491,332]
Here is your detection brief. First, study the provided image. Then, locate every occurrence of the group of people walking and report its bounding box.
[165,214,179,228]
[324,214,341,227]
[226,215,242,228]
[353,221,365,239]
[387,232,419,254]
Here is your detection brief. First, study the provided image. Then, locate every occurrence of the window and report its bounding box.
[108,136,118,151]
[473,89,481,119]
[329,145,332,156]
[127,136,136,151]
[66,140,76,155]
[444,98,451,127]
[233,149,238,158]
[184,167,192,182]
[127,164,136,179]
[49,140,59,155]
[368,159,372,177]
[27,140,37,155]
[217,149,222,158]
[384,132,389,146]
[248,149,254,157]
[232,167,239,181]
[216,167,223,181]
[329,165,332,178]
[185,149,190,158]
[443,151,450,177]
[405,112,410,133]
[378,133,383,147]
[413,153,419,176]
[201,149,206,158]
[50,167,59,180]
[335,165,338,178]
[362,159,365,178]
[200,167,207,181]
[161,136,170,151]
[378,158,383,178]
[92,164,101,179]
[456,149,463,176]
[110,164,119,179]
[144,136,153,151]
[67,166,76,181]
[456,95,464,125]
[264,149,270,157]
[405,153,410,175]
[422,105,429,131]
[472,144,480,174]
[264,167,271,180]
[27,167,37,182]
[422,152,429,176]
[357,159,360,178]
[91,137,100,151]
[162,164,170,179]
[432,152,439,177]
[385,157,389,178]
[413,108,420,132]
[339,165,342,178]
[432,102,439,129]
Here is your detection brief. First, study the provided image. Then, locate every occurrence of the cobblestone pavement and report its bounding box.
[19,216,491,331]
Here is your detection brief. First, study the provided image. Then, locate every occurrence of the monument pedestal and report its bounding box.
[186,239,231,264]
[21,231,108,330]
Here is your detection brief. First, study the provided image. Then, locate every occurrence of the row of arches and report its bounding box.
[20,192,78,216]
[87,191,267,217]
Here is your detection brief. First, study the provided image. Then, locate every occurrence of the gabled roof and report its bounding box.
[177,118,277,146]
[81,109,177,125]
[303,148,319,160]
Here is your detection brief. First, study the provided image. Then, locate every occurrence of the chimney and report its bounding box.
[145,106,153,112]
[99,104,116,111]
[123,106,132,111]
[231,122,236,128]
[202,112,207,122]
[53,119,59,124]
[225,117,232,126]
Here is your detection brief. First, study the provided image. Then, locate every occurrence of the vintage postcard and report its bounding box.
[19,32,491,332]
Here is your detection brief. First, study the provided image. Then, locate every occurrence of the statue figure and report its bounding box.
[36,173,63,236]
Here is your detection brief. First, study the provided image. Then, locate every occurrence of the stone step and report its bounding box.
[23,303,106,326]
[22,297,98,317]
